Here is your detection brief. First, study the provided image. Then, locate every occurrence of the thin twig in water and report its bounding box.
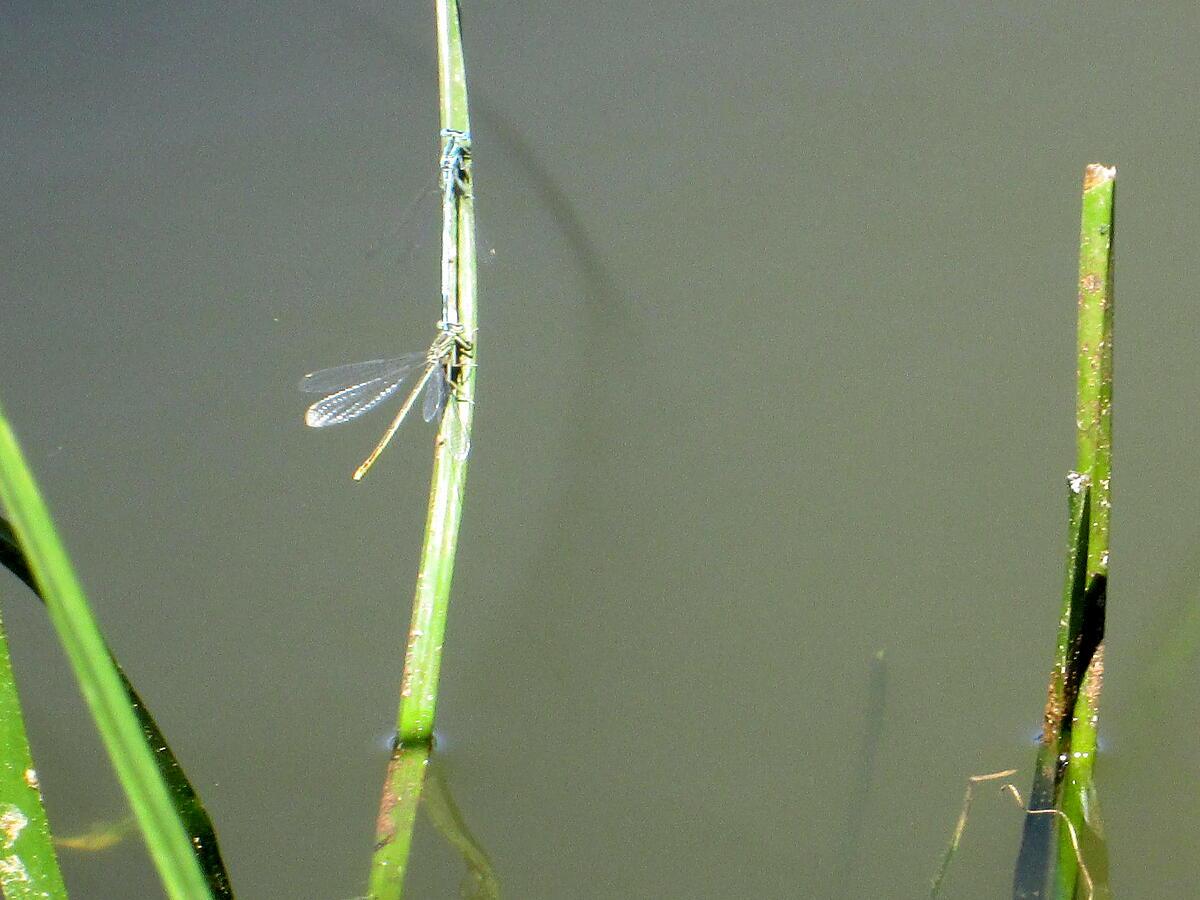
[1002,784,1093,900]
[930,769,1093,900]
[930,769,1017,897]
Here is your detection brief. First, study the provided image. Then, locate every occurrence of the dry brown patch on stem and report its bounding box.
[1082,164,1115,192]
[1082,643,1105,707]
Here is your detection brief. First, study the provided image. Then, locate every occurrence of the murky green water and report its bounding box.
[2,2,1199,897]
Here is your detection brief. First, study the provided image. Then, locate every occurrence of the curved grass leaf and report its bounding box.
[0,514,232,897]
[0,401,214,899]
[0,515,36,593]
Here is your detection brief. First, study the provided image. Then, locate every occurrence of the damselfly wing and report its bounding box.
[301,346,469,478]
[422,363,449,424]
[300,354,426,428]
[423,364,471,461]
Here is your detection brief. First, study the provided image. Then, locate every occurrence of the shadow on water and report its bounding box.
[337,6,637,668]
[836,649,887,897]
[338,8,635,894]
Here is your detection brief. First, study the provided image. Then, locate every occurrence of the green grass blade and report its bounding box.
[0,602,67,898]
[0,401,213,899]
[1,516,233,896]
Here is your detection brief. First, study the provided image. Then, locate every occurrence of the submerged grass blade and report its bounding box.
[55,816,137,852]
[931,770,1018,898]
[423,755,500,899]
[838,650,887,896]
[0,401,213,899]
[0,602,67,898]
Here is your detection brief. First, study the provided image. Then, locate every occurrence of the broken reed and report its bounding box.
[1013,163,1115,900]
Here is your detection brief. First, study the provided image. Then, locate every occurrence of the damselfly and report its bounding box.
[301,326,471,481]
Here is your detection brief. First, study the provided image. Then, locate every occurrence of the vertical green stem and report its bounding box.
[396,0,477,749]
[1075,165,1115,581]
[1014,165,1115,900]
[367,742,432,899]
[1057,164,1115,899]
[368,1,477,894]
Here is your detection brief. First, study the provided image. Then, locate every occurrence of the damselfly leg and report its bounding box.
[300,326,472,480]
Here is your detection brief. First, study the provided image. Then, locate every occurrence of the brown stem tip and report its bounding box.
[1083,164,1116,191]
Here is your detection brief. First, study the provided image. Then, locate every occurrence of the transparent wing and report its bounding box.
[299,354,424,394]
[365,185,439,263]
[422,365,449,423]
[303,357,425,429]
[362,181,496,268]
[305,378,407,428]
[444,396,472,462]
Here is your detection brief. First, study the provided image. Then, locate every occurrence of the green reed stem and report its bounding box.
[1055,164,1115,900]
[1074,165,1115,584]
[1013,165,1114,900]
[396,0,477,748]
[367,741,432,899]
[368,1,477,893]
